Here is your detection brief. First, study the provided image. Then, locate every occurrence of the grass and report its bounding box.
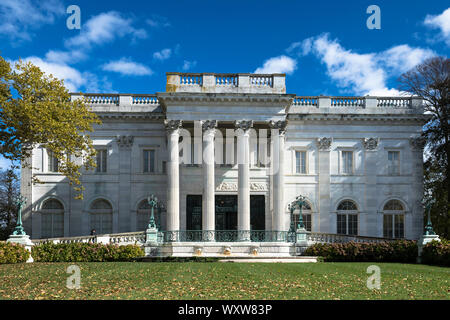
[0,262,448,300]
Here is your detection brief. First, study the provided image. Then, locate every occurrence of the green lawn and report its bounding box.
[0,262,448,300]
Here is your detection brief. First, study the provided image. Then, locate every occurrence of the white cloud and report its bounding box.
[146,15,171,28]
[380,45,435,74]
[424,8,450,46]
[290,34,434,96]
[65,11,147,49]
[102,58,153,76]
[0,0,64,42]
[153,48,172,61]
[12,56,112,92]
[45,49,87,64]
[254,55,297,74]
[182,60,197,71]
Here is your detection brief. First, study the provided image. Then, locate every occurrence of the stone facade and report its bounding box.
[21,73,428,242]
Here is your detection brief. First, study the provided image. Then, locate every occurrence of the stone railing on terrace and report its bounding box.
[290,95,424,115]
[307,232,396,244]
[32,231,146,246]
[70,93,161,112]
[166,72,286,94]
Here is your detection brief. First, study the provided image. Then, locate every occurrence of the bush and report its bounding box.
[0,241,30,264]
[303,240,417,263]
[421,239,450,267]
[31,242,144,262]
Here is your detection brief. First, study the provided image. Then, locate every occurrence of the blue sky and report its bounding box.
[0,0,449,170]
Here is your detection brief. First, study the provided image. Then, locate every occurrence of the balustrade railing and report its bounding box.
[250,75,273,87]
[85,94,119,105]
[377,97,412,108]
[215,74,238,86]
[293,96,318,106]
[161,230,296,242]
[180,73,203,85]
[132,95,159,105]
[331,96,365,107]
[307,232,395,244]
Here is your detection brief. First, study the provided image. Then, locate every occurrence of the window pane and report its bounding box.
[337,214,346,234]
[143,150,149,172]
[394,215,404,239]
[348,214,358,235]
[302,214,311,231]
[383,214,393,238]
[149,150,155,173]
[342,151,353,174]
[388,151,400,175]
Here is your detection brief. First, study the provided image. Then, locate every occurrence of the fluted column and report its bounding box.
[270,120,287,240]
[202,120,217,241]
[165,120,182,241]
[235,120,253,241]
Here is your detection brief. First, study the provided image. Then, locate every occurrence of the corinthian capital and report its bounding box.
[268,120,287,135]
[202,120,218,132]
[164,120,182,134]
[234,120,253,132]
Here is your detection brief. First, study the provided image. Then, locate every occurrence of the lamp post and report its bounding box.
[147,194,158,230]
[145,194,160,246]
[12,195,27,236]
[295,195,306,230]
[424,203,436,236]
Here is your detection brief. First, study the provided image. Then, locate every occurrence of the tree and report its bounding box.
[399,56,450,238]
[0,56,101,199]
[0,169,19,240]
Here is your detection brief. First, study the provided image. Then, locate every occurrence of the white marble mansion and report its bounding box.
[22,72,428,250]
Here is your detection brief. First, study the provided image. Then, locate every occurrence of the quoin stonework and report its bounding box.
[22,72,428,257]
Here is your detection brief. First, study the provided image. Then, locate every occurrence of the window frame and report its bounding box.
[95,148,108,173]
[336,199,359,236]
[339,149,355,175]
[387,150,400,175]
[142,149,157,174]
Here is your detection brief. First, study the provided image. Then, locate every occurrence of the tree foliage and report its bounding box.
[0,169,19,240]
[399,56,450,238]
[0,56,101,199]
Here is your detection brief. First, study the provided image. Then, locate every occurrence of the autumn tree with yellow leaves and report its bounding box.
[0,56,101,199]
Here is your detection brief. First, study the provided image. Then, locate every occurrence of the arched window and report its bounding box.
[336,200,358,236]
[41,199,64,238]
[89,199,112,234]
[383,200,405,239]
[291,201,312,231]
[137,200,151,231]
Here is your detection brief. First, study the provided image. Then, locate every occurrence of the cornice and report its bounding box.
[287,113,431,124]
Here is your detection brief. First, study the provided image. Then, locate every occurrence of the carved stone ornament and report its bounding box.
[409,136,426,150]
[202,120,217,132]
[116,135,134,148]
[234,120,253,132]
[362,137,379,151]
[316,137,332,151]
[268,120,287,134]
[216,182,268,192]
[164,120,182,133]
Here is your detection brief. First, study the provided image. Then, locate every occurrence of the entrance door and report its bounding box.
[250,195,265,230]
[186,195,202,230]
[215,195,237,230]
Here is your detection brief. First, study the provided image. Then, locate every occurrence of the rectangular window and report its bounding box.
[47,150,59,172]
[348,214,358,236]
[143,150,155,173]
[41,213,64,238]
[337,214,347,234]
[383,214,393,238]
[394,214,404,239]
[96,149,107,173]
[341,151,353,174]
[295,151,307,174]
[388,151,400,175]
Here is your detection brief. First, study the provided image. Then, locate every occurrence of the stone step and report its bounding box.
[218,256,318,263]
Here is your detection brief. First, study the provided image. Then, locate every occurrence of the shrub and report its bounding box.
[303,240,417,263]
[0,241,30,264]
[421,239,450,267]
[31,242,144,262]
